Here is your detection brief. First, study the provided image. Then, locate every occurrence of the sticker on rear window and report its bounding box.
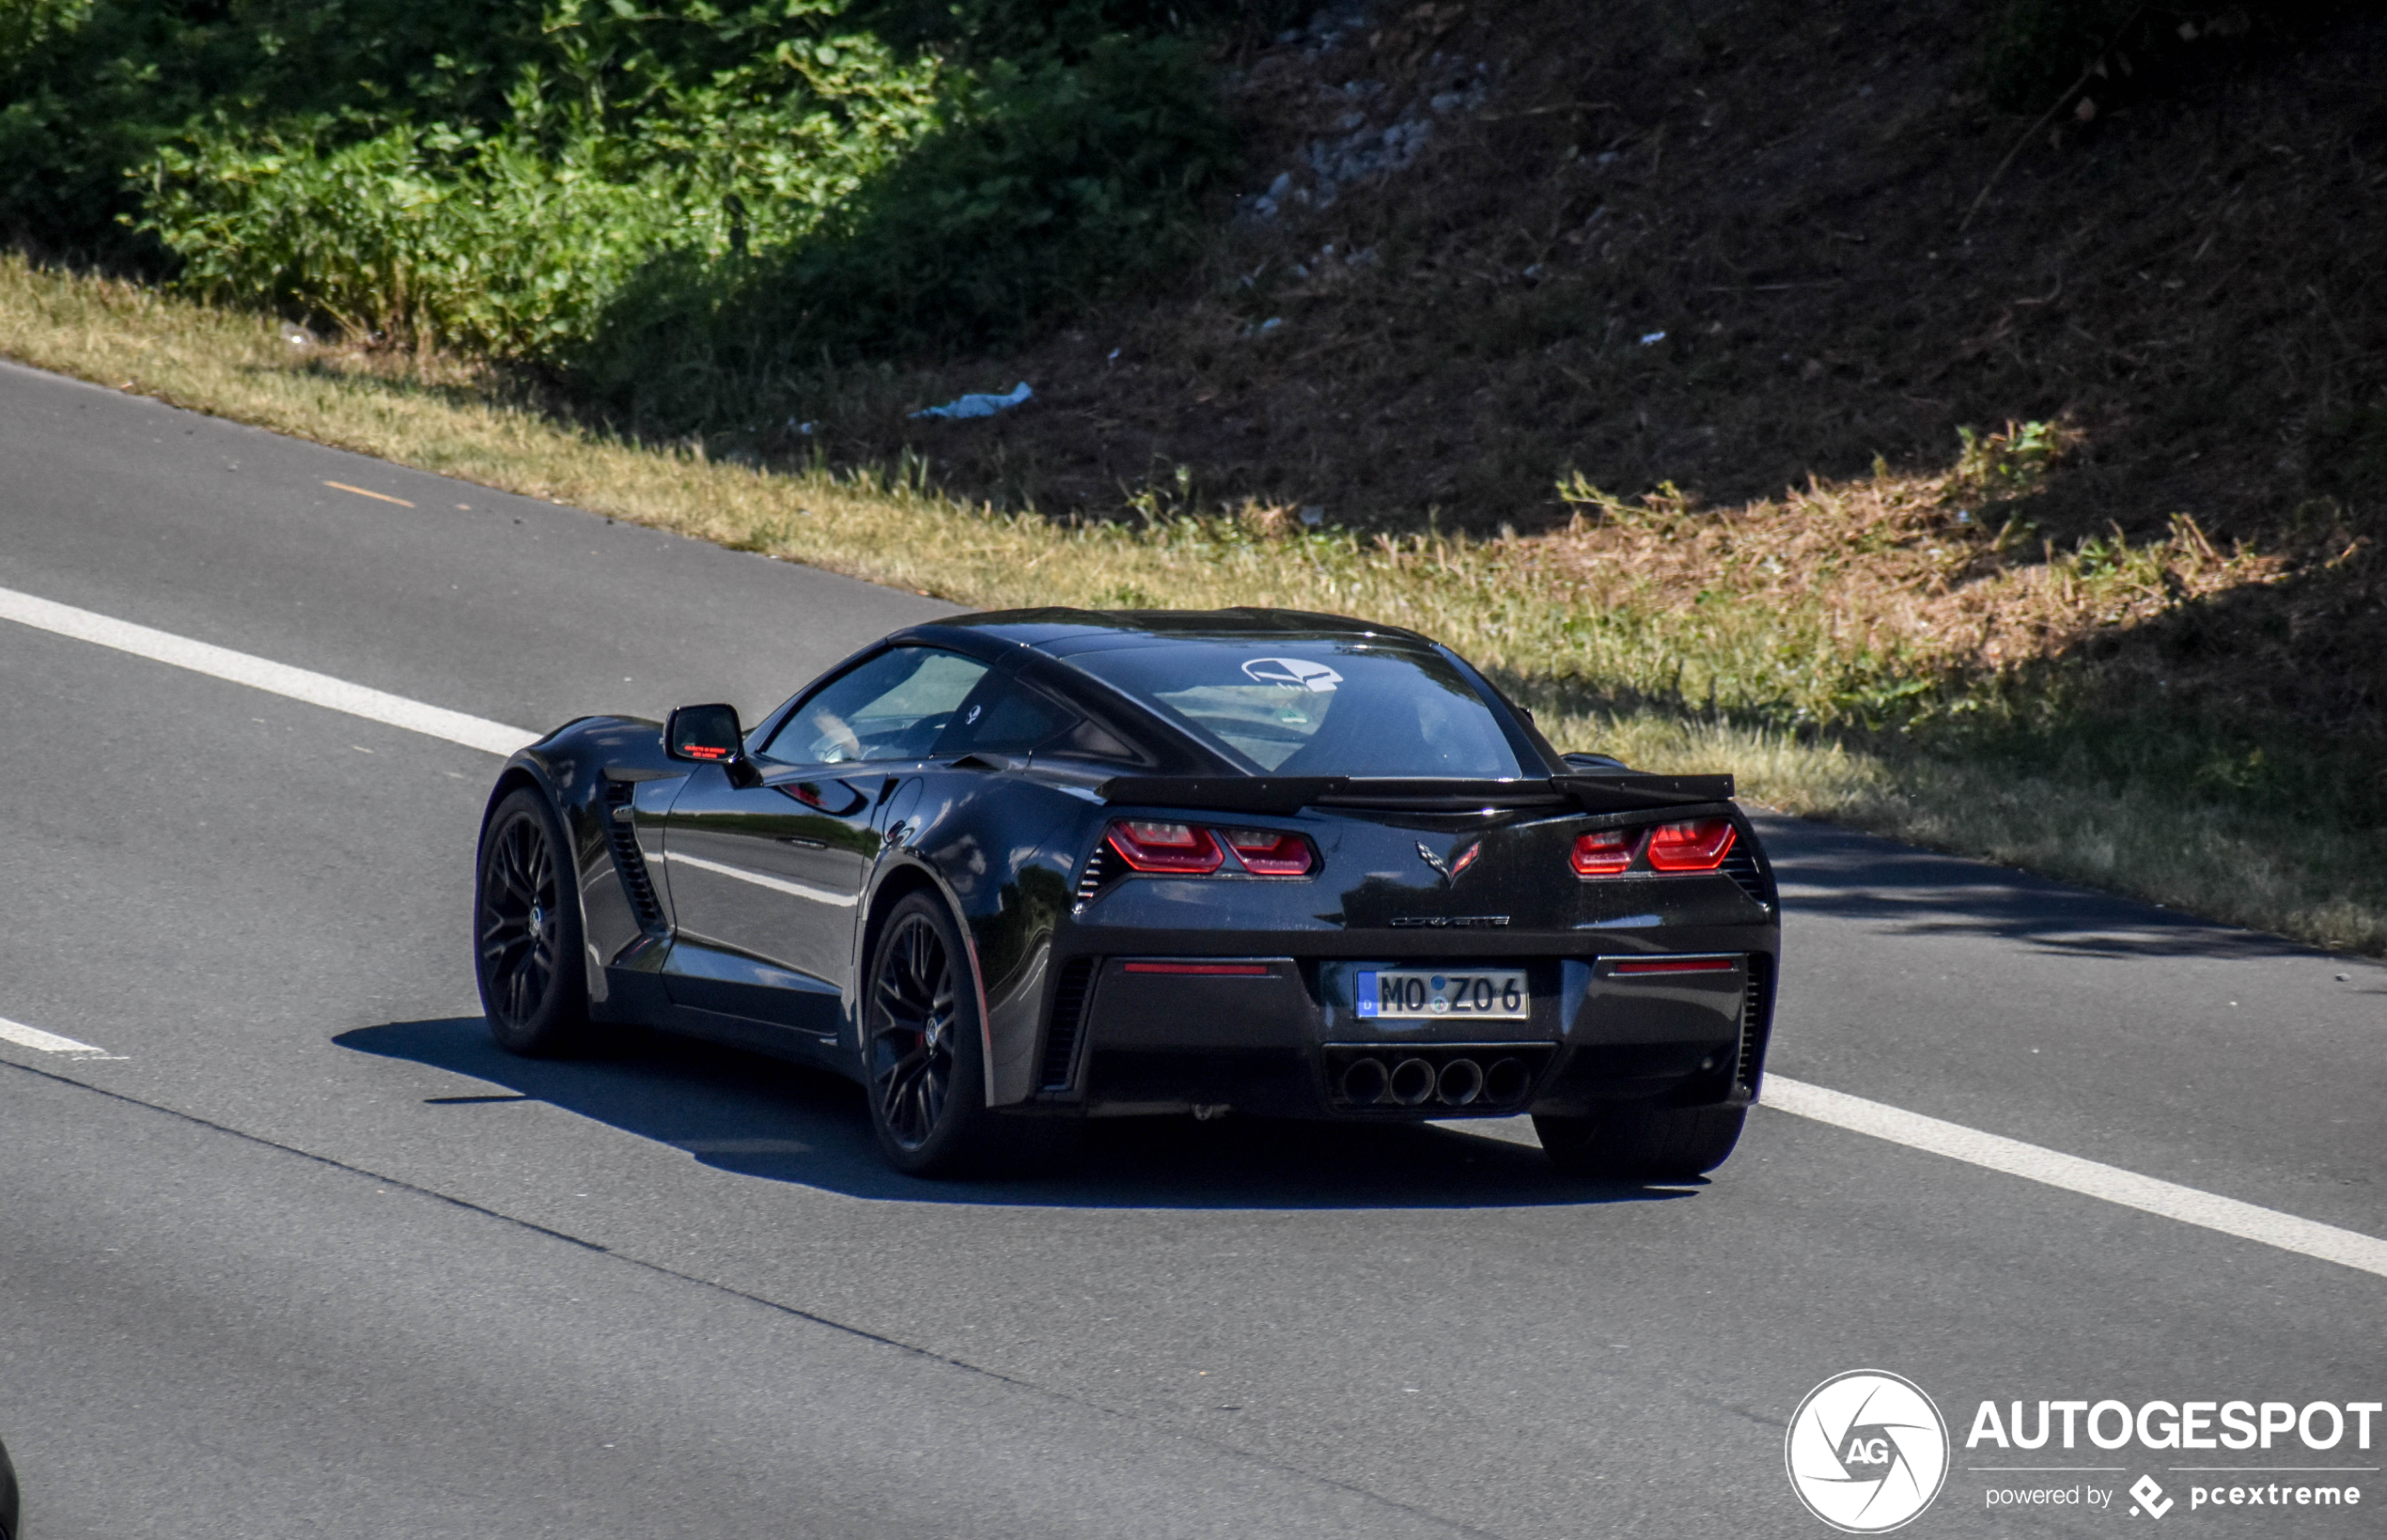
[1241,658,1342,692]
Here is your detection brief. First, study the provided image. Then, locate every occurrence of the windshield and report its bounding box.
[1056,639,1526,777]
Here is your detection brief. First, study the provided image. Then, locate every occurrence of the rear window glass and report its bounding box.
[1059,641,1524,777]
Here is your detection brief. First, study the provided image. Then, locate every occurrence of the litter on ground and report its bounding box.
[911,381,1033,421]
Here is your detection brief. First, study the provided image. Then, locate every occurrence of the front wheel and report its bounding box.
[1534,1105,1746,1180]
[475,786,593,1056]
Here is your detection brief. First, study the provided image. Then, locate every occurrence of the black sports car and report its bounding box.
[475,609,1779,1176]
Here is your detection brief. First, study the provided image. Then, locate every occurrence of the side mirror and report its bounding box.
[665,703,744,764]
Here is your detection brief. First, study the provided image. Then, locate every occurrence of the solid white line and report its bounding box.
[0,584,538,756]
[0,1015,111,1055]
[1764,1075,2387,1282]
[664,849,858,908]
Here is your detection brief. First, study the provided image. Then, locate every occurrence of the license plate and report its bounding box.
[1355,968,1529,1019]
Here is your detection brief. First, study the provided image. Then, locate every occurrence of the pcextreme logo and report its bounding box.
[1786,1370,1952,1532]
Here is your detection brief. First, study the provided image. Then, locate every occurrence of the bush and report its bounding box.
[3,0,1245,421]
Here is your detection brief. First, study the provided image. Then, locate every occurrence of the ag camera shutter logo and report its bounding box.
[1786,1370,1950,1532]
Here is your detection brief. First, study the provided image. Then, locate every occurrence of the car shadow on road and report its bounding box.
[1751,814,2320,961]
[335,1017,1703,1211]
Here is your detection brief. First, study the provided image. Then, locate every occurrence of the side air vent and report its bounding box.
[1072,843,1113,909]
[1039,957,1098,1091]
[1720,841,1771,909]
[603,781,667,933]
[1736,953,1772,1092]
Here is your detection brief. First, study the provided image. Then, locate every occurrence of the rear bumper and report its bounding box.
[1032,945,1774,1119]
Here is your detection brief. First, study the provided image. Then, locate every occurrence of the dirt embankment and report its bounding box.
[835,0,2381,754]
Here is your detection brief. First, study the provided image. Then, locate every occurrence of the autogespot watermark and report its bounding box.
[1786,1370,1952,1532]
[1789,1373,2380,1529]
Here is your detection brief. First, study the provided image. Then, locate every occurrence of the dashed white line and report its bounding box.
[0,1015,117,1057]
[1764,1076,2387,1282]
[0,583,537,756]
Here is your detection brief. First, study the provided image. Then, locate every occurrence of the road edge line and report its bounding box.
[0,583,537,756]
[1764,1074,2387,1281]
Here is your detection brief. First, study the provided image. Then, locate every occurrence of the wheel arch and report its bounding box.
[856,857,995,1108]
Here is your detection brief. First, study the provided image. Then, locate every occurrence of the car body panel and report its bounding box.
[479,609,1781,1121]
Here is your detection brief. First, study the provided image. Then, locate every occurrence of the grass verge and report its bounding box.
[4,253,2379,955]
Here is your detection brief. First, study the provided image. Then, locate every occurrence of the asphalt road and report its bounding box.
[2,358,2380,1539]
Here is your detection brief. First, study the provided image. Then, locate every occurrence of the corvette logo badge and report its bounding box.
[1416,841,1480,884]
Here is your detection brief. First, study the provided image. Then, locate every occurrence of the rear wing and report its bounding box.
[1095,772,1734,817]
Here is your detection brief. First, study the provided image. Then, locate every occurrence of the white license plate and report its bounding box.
[1355,968,1529,1019]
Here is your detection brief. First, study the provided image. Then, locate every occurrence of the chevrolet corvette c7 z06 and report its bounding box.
[474,608,1780,1176]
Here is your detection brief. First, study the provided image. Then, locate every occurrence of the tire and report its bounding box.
[475,786,594,1056]
[863,892,1000,1175]
[1534,1104,1746,1180]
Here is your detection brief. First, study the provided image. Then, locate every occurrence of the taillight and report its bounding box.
[1106,819,1225,874]
[1646,818,1737,872]
[1571,829,1635,877]
[1224,829,1314,877]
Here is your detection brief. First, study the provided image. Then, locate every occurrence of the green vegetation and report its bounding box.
[1,0,1254,429]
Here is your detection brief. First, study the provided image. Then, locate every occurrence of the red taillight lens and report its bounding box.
[1646,818,1737,872]
[1571,829,1636,877]
[1224,829,1314,877]
[1106,819,1225,874]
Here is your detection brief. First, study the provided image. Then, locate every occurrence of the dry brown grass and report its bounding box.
[4,252,2380,954]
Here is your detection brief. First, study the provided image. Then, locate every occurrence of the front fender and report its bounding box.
[483,715,668,1006]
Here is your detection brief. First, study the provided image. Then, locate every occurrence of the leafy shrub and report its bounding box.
[4,0,1245,421]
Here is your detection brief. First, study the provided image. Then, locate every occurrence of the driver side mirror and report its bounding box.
[666,703,744,765]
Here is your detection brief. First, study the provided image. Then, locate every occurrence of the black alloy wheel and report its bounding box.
[476,786,592,1055]
[864,893,991,1173]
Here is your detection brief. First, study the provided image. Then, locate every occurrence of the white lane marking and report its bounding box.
[664,849,858,908]
[0,584,537,756]
[0,1015,117,1057]
[1765,1075,2387,1282]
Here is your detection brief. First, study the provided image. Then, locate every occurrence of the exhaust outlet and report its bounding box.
[1340,1057,1390,1105]
[1436,1057,1484,1106]
[1483,1057,1532,1105]
[1387,1057,1437,1106]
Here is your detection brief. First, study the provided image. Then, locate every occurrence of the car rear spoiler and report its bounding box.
[1095,772,1734,817]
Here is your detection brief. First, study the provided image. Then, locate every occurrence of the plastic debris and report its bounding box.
[1299,506,1325,526]
[910,381,1033,421]
[1639,331,1667,346]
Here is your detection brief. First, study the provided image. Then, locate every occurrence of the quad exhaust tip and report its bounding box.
[1388,1057,1437,1105]
[1340,1057,1390,1105]
[1337,1053,1534,1109]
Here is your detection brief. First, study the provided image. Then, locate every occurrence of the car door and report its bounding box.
[659,646,991,1026]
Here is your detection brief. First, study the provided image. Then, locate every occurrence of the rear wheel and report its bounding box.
[864,893,1078,1176]
[865,894,996,1175]
[475,787,592,1056]
[1534,1105,1746,1179]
